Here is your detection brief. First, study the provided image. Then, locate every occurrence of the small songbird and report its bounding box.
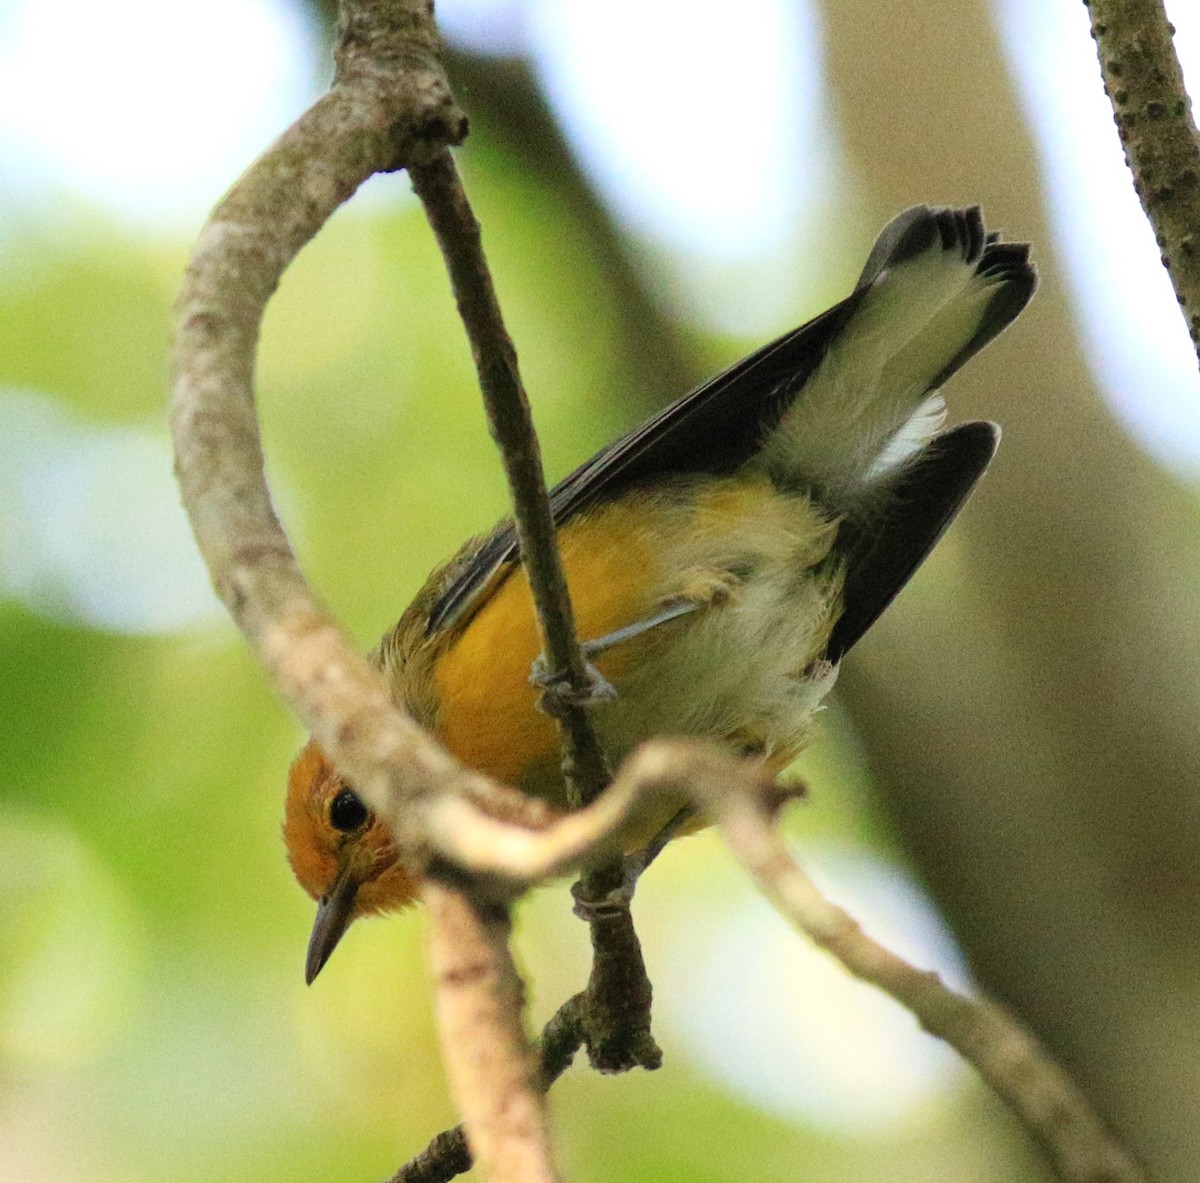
[285,205,1035,982]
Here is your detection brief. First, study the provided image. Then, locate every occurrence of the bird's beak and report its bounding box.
[305,855,359,985]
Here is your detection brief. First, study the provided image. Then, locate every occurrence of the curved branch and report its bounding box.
[421,741,759,883]
[168,6,565,1181]
[717,799,1153,1183]
[170,1,473,835]
[169,4,1150,1179]
[399,727,1151,1183]
[1086,0,1200,363]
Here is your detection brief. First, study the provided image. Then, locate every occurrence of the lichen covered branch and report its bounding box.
[1086,0,1200,363]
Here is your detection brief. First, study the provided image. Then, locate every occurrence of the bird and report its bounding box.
[284,204,1035,983]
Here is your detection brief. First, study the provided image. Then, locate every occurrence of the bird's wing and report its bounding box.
[428,207,1031,640]
[426,296,857,635]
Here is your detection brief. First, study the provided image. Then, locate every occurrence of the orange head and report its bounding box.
[284,740,420,983]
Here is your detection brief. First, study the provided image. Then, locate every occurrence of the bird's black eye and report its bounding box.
[329,787,369,833]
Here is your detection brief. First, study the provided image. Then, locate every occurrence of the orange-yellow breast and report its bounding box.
[432,495,670,790]
[428,475,842,804]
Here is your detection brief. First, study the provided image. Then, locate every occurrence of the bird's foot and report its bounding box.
[530,654,617,718]
[571,805,697,921]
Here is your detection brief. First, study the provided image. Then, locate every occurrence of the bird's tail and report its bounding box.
[758,205,1035,516]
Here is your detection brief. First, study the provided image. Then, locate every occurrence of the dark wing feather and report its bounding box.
[426,294,865,633]
[825,421,999,661]
[428,206,1030,636]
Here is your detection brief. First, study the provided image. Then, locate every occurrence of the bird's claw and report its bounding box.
[571,872,636,922]
[530,654,617,718]
[570,805,697,922]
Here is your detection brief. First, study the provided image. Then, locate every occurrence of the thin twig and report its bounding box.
[387,996,588,1183]
[407,151,613,806]
[423,881,561,1183]
[573,894,661,1072]
[715,797,1154,1183]
[387,1126,473,1183]
[407,149,660,1075]
[1086,0,1200,364]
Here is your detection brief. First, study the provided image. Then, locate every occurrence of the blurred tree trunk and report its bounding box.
[442,49,701,413]
[820,1,1200,1176]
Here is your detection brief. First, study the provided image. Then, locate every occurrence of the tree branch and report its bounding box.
[399,731,1153,1183]
[386,995,588,1183]
[1086,0,1200,364]
[422,882,560,1183]
[406,151,613,804]
[168,5,567,1180]
[169,2,1149,1179]
[715,798,1154,1183]
[170,0,479,848]
[406,139,660,1080]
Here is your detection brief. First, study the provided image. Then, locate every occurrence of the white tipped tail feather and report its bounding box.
[758,205,1034,518]
[423,206,1034,650]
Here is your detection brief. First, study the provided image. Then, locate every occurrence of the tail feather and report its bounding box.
[425,206,1034,637]
[759,206,1034,516]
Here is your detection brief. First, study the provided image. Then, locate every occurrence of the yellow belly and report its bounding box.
[431,474,842,814]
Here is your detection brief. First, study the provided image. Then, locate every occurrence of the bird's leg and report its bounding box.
[529,599,699,716]
[540,578,734,904]
[578,599,700,659]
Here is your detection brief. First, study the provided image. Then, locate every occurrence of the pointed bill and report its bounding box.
[305,856,358,985]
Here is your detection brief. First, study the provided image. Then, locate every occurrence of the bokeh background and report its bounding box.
[3,1,1199,1180]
